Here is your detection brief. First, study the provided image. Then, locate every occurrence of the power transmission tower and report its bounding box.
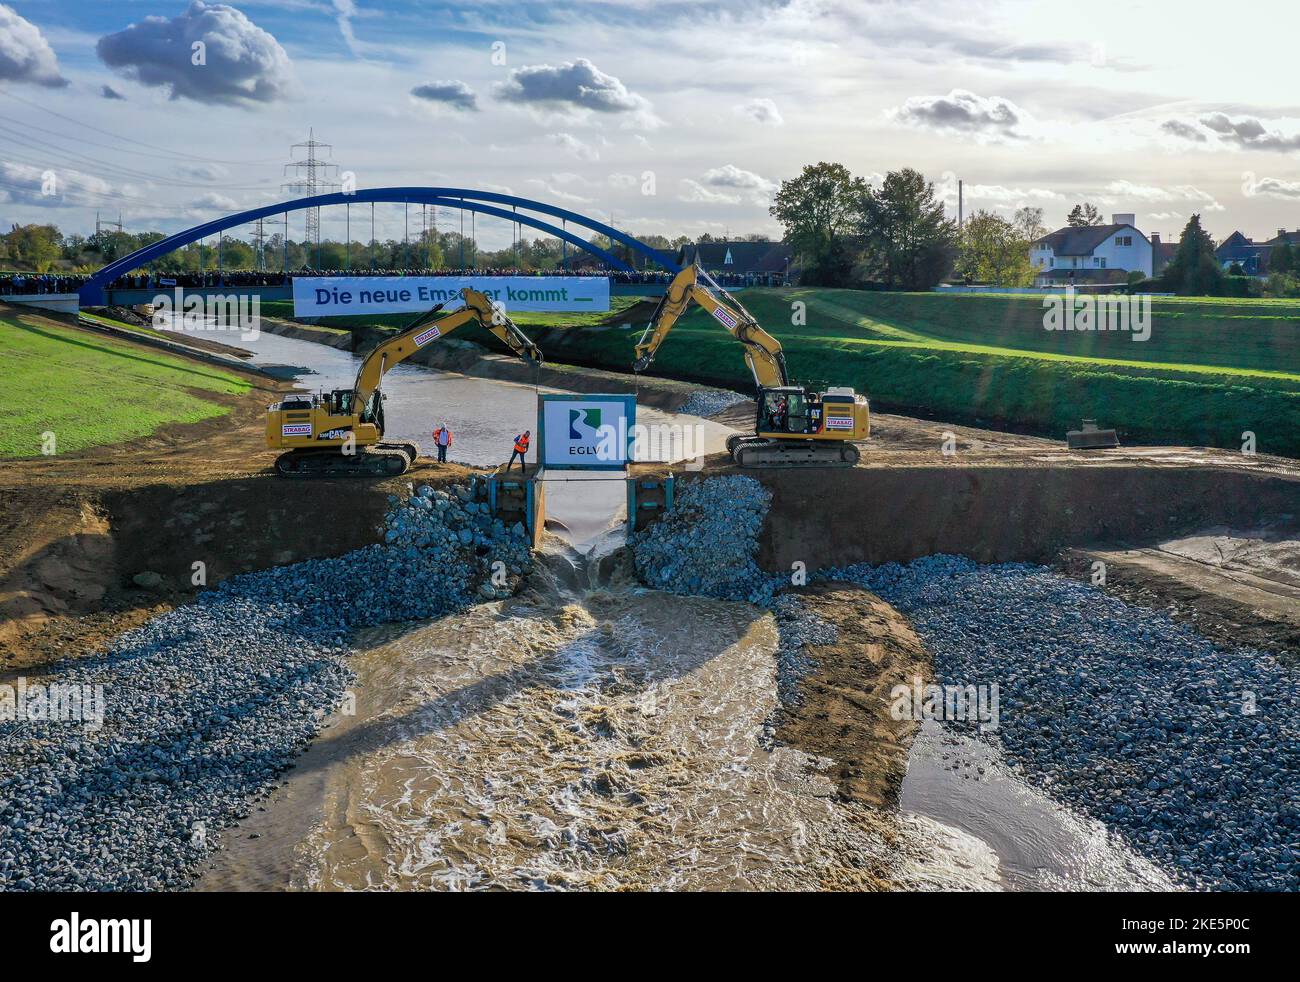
[95,211,124,236]
[252,215,287,271]
[281,129,340,261]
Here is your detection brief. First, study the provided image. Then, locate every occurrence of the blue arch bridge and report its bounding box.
[77,187,681,308]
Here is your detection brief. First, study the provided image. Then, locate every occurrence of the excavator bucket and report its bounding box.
[1067,418,1120,450]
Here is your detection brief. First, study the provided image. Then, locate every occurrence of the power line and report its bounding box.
[0,123,277,191]
[0,88,284,165]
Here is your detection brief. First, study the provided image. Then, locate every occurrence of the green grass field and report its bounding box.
[528,289,1300,457]
[0,314,251,457]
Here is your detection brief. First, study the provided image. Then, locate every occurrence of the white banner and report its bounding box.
[291,275,610,316]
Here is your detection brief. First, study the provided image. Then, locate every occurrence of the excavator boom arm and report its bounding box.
[351,287,542,405]
[633,265,788,390]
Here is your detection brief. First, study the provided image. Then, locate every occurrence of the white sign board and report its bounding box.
[539,394,637,471]
[291,276,610,316]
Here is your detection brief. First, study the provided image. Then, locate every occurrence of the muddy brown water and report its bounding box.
[199,532,896,891]
[193,327,1179,891]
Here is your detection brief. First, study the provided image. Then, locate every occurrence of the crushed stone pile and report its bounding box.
[0,479,531,891]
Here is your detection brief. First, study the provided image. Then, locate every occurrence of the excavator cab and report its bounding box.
[759,386,811,435]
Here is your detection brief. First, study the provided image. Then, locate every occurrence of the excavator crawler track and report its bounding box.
[274,443,416,478]
[732,438,860,469]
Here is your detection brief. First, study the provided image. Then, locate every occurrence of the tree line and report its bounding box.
[0,223,698,275]
[769,161,1057,290]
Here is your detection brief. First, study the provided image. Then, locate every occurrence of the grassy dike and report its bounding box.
[0,311,250,457]
[531,289,1300,457]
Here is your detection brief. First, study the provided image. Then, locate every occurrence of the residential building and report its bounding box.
[1215,231,1269,274]
[1215,228,1300,275]
[676,240,796,285]
[1030,213,1153,286]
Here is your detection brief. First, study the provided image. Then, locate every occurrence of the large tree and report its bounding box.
[958,209,1034,286]
[1013,206,1048,242]
[1067,202,1103,227]
[5,223,62,271]
[1271,240,1294,275]
[1160,214,1224,295]
[769,161,866,285]
[854,168,958,290]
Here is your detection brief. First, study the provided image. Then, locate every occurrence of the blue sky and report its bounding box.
[1,0,1298,247]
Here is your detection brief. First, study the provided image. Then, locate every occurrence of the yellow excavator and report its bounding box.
[267,287,543,477]
[634,265,869,467]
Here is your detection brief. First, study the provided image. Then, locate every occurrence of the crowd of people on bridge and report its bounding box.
[0,272,92,296]
[1,264,763,296]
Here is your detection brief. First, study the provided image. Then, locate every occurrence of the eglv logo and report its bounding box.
[568,407,602,440]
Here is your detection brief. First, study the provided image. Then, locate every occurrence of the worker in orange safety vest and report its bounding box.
[432,424,453,463]
[508,430,530,472]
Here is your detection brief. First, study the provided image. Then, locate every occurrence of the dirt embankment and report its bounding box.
[1058,525,1300,660]
[743,464,1300,570]
[0,320,482,672]
[777,581,932,812]
[259,317,353,350]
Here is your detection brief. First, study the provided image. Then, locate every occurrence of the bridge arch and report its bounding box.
[79,187,681,305]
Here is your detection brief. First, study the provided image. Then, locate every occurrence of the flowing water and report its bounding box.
[194,325,1178,891]
[897,722,1177,891]
[200,529,899,891]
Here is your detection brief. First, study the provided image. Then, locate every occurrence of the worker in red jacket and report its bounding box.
[432,424,453,463]
[508,430,530,472]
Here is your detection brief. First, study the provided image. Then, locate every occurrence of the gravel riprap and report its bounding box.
[825,555,1300,892]
[629,480,1298,892]
[0,479,531,891]
[770,594,836,710]
[675,388,748,418]
[630,475,780,604]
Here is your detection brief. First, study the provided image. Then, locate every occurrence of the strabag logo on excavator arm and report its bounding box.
[413,325,442,346]
[712,306,739,330]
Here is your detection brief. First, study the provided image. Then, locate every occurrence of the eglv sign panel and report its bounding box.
[538,394,636,471]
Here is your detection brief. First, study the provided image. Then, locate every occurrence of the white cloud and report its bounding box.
[548,132,600,162]
[1243,174,1300,199]
[679,179,741,205]
[410,79,478,112]
[97,1,294,106]
[962,184,1062,203]
[193,191,239,211]
[524,178,591,205]
[0,3,66,87]
[0,161,117,207]
[701,164,776,205]
[892,89,1031,141]
[495,58,661,129]
[734,97,783,126]
[1102,180,1223,211]
[1160,112,1300,153]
